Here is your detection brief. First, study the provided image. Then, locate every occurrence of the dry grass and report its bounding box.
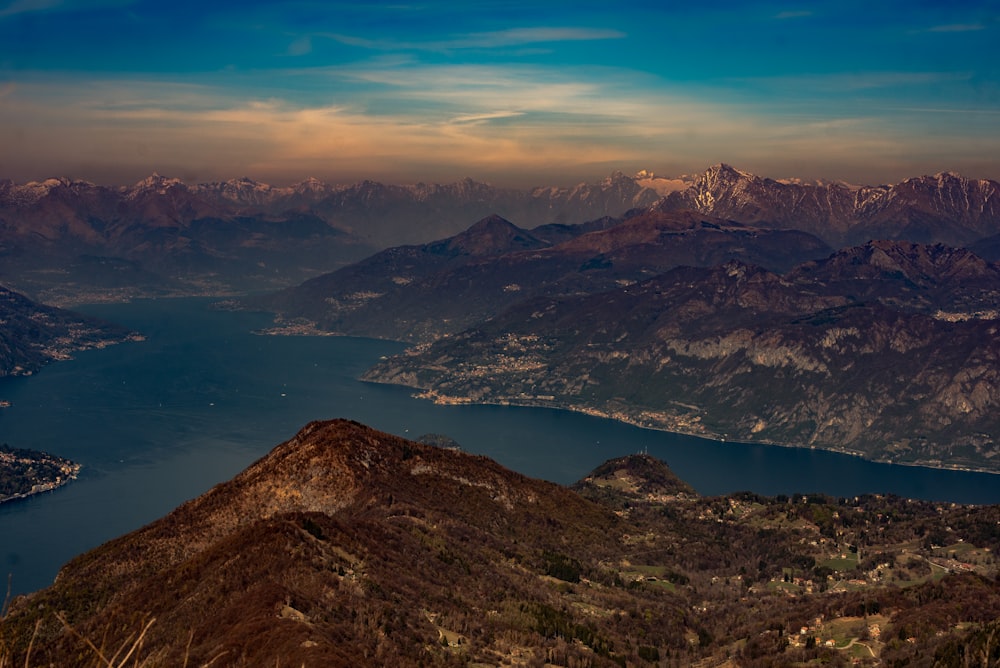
[2,577,163,668]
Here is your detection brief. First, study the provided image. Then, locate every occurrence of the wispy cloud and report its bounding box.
[286,36,313,57]
[774,10,812,19]
[10,65,985,186]
[0,0,131,19]
[0,0,61,19]
[925,23,986,32]
[4,80,996,187]
[324,26,625,52]
[464,27,626,47]
[730,71,971,94]
[449,110,525,125]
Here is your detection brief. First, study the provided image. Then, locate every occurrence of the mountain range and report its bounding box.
[4,165,1000,304]
[0,171,662,303]
[2,419,998,667]
[248,194,1000,472]
[658,164,1000,248]
[6,164,1000,470]
[361,242,1000,471]
[252,210,833,342]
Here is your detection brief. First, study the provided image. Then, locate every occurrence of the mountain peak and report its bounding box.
[443,214,546,256]
[0,419,621,666]
[50,418,562,586]
[601,169,629,185]
[704,163,754,180]
[131,172,185,192]
[292,176,329,192]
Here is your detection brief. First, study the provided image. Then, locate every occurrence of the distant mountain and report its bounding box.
[0,284,139,377]
[253,210,832,342]
[3,419,999,667]
[0,175,364,303]
[657,164,1000,247]
[0,172,665,302]
[4,165,999,302]
[363,243,1000,472]
[788,240,1000,317]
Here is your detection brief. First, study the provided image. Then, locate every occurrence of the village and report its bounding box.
[0,445,81,504]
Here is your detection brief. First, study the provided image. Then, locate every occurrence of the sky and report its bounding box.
[0,0,998,187]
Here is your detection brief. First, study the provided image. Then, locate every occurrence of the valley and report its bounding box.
[3,157,1000,665]
[6,1,999,664]
[241,167,1000,473]
[6,165,1000,475]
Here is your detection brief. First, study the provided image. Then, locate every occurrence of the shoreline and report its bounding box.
[252,321,1000,479]
[360,380,1000,479]
[0,471,80,506]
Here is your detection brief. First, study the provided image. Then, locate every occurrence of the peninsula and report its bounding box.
[0,444,81,504]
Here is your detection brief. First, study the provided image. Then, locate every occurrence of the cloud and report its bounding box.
[730,71,971,94]
[0,0,131,19]
[449,110,525,124]
[0,0,61,18]
[323,26,625,52]
[462,27,626,47]
[3,60,999,186]
[925,23,986,32]
[286,36,313,57]
[0,70,726,183]
[774,10,812,19]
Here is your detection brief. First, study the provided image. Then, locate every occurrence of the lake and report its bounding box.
[1,297,998,596]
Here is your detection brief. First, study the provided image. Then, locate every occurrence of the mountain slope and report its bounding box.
[788,240,1000,317]
[3,419,1000,667]
[256,210,831,342]
[0,420,647,666]
[0,284,139,377]
[363,246,1000,471]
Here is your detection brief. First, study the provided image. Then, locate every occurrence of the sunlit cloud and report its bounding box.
[5,59,997,188]
[449,110,525,124]
[0,1,996,186]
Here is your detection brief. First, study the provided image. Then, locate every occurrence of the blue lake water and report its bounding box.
[1,297,998,596]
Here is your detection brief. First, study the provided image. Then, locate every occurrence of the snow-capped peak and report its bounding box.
[131,173,185,192]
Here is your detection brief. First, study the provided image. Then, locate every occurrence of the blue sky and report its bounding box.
[1,1,998,186]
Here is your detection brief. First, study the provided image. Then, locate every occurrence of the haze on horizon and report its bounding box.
[1,0,998,188]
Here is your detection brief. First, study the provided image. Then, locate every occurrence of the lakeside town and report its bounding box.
[0,444,81,504]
